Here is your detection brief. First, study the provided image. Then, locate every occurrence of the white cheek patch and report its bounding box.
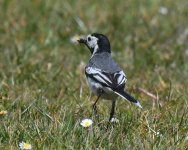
[87,36,98,49]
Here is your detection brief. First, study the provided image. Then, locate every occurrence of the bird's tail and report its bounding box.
[114,90,142,108]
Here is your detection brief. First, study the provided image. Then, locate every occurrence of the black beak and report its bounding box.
[77,36,87,44]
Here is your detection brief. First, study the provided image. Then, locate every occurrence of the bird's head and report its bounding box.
[78,33,111,54]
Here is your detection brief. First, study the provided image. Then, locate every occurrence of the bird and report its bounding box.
[78,33,142,122]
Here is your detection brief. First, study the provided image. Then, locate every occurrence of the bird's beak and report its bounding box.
[77,36,87,44]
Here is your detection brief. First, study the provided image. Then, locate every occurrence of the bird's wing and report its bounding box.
[86,52,127,89]
[85,66,127,90]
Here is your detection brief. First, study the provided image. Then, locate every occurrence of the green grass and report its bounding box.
[0,0,188,149]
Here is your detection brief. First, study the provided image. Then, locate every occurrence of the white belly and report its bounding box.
[87,77,118,100]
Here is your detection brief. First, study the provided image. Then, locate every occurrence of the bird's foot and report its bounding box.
[109,117,119,123]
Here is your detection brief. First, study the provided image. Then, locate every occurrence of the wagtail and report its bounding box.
[78,33,142,121]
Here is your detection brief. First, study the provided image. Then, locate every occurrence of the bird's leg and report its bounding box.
[92,89,103,117]
[92,96,100,116]
[109,100,116,122]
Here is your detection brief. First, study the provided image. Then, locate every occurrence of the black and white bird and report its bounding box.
[78,33,142,122]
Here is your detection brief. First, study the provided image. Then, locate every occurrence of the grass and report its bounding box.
[0,0,188,149]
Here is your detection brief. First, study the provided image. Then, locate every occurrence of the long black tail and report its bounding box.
[114,90,142,108]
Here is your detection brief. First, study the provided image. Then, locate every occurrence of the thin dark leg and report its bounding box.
[92,94,102,116]
[109,100,116,122]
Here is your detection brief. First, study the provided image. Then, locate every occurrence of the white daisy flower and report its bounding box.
[19,141,32,150]
[80,118,93,127]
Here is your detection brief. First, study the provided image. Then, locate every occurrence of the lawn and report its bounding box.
[0,0,188,149]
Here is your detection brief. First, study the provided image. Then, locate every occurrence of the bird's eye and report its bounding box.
[88,37,91,41]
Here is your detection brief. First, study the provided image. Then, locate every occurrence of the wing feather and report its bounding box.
[85,67,127,89]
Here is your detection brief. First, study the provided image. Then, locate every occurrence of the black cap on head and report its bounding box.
[91,33,111,53]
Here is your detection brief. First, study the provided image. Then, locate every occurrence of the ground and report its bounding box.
[0,0,188,149]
